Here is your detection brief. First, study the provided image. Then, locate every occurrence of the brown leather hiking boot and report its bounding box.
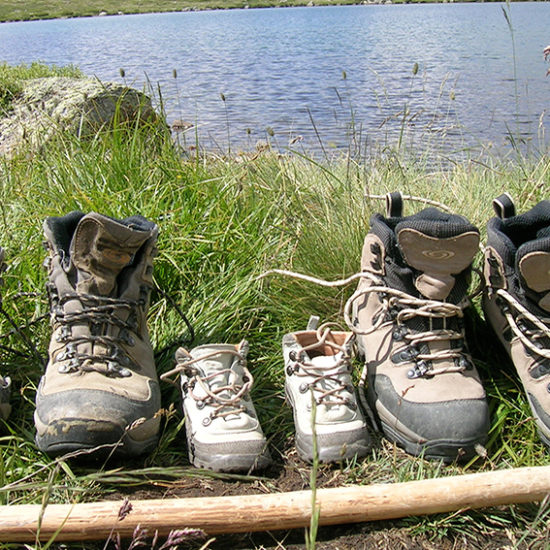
[34,211,161,456]
[347,193,489,461]
[483,194,550,448]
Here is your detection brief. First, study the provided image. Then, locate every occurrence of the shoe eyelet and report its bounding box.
[299,383,308,394]
[286,365,294,376]
[202,417,212,426]
[547,383,550,393]
[196,400,205,410]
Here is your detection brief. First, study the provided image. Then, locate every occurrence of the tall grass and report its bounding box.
[0,74,550,549]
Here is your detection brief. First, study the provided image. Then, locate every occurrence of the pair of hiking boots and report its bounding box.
[340,192,550,461]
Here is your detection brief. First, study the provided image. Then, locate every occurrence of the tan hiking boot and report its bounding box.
[483,194,550,448]
[283,316,371,463]
[163,341,271,472]
[34,211,161,456]
[347,193,489,461]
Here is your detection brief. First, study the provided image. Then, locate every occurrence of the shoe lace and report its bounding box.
[289,322,355,407]
[162,348,254,423]
[50,290,141,377]
[495,288,550,372]
[260,268,472,379]
[343,273,470,378]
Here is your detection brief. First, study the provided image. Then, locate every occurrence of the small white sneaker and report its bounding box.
[283,316,371,463]
[165,341,271,472]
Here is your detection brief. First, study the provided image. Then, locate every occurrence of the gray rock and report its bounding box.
[0,77,159,157]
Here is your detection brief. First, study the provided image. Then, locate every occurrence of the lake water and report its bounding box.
[1,3,550,158]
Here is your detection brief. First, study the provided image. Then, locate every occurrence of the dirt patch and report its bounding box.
[95,443,545,550]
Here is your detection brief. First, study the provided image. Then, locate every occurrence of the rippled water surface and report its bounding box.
[1,3,550,156]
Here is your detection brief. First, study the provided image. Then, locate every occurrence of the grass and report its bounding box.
[1,64,550,549]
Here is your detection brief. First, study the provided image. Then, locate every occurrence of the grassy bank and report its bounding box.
[1,64,550,549]
[0,0,533,23]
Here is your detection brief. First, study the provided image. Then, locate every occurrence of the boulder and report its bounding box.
[0,77,159,157]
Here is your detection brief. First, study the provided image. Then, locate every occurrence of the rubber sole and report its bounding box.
[369,397,486,462]
[185,417,271,473]
[34,415,159,457]
[379,417,484,462]
[285,387,370,463]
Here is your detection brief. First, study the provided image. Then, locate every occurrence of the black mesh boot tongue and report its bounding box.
[70,212,154,296]
[395,210,480,301]
[516,230,550,313]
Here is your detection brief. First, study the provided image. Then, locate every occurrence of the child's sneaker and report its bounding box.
[164,341,271,472]
[283,316,371,463]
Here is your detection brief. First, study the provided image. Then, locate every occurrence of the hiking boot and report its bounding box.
[163,341,271,472]
[347,193,489,461]
[483,193,550,448]
[34,211,161,456]
[0,375,10,421]
[283,316,371,463]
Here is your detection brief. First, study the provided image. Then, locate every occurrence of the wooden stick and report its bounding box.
[1,465,549,542]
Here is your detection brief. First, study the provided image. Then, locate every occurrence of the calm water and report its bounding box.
[1,3,550,156]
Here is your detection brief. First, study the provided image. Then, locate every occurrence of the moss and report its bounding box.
[0,62,83,114]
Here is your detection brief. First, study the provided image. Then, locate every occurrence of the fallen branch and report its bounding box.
[1,465,549,542]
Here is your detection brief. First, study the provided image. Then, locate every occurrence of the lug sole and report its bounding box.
[285,387,370,463]
[184,416,271,473]
[34,415,159,457]
[368,396,486,462]
[380,418,485,462]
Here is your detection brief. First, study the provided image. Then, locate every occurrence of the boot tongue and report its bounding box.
[516,232,550,312]
[70,213,151,296]
[190,344,242,401]
[395,213,479,300]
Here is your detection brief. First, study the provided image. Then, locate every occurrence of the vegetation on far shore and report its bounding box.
[0,0,541,24]
[1,62,550,550]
